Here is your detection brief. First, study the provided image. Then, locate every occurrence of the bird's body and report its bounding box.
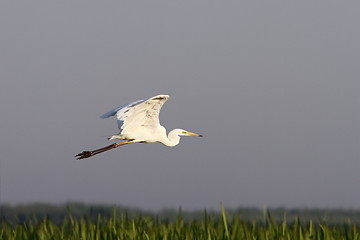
[75,95,202,159]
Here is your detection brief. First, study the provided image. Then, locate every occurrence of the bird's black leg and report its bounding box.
[75,141,133,160]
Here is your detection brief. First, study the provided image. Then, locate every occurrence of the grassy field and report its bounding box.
[1,204,359,240]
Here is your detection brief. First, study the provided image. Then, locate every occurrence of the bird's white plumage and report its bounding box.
[101,95,170,142]
[75,94,202,159]
[101,99,146,128]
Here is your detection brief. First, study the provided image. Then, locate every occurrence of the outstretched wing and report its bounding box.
[100,99,146,128]
[101,95,170,136]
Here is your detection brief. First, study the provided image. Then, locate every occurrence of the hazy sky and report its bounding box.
[0,1,359,211]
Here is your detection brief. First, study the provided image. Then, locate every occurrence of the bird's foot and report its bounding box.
[75,151,93,160]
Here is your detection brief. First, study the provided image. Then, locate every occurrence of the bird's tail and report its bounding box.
[108,135,121,141]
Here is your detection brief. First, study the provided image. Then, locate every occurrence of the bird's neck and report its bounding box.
[162,129,181,147]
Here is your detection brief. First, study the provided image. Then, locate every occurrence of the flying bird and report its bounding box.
[75,95,202,159]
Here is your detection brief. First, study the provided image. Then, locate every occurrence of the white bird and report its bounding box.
[75,94,202,159]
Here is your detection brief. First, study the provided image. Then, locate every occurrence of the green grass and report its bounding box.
[1,207,359,240]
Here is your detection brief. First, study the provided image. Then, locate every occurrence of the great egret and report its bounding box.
[75,94,202,159]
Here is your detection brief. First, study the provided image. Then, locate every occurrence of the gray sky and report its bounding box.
[0,0,359,211]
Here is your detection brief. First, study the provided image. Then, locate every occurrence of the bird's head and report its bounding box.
[176,129,203,137]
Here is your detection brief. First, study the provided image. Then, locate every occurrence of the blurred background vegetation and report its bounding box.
[1,202,360,225]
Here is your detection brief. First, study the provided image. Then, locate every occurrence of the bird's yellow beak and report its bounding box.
[186,131,203,137]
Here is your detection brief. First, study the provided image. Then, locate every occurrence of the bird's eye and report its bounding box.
[182,131,187,134]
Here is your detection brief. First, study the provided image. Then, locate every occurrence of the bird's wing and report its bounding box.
[101,95,170,134]
[100,99,146,128]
